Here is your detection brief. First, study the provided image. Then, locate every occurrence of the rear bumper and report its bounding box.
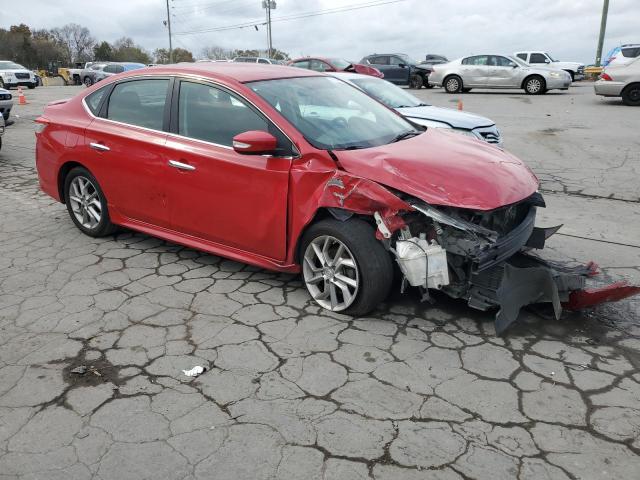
[594,80,625,97]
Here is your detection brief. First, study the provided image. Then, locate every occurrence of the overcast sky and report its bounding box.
[1,0,637,63]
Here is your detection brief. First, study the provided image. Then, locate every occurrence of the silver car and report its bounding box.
[330,72,502,147]
[428,55,572,94]
[594,57,640,106]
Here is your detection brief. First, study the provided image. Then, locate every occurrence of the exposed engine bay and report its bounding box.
[375,192,640,335]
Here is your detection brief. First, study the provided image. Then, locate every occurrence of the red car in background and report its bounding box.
[288,57,383,78]
[34,63,639,334]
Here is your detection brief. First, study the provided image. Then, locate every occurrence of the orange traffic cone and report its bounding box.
[18,86,28,105]
[457,99,463,111]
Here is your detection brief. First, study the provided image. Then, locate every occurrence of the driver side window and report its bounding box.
[389,56,404,66]
[529,53,547,64]
[177,81,293,155]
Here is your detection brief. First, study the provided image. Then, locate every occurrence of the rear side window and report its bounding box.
[106,79,169,130]
[258,58,270,64]
[462,56,489,66]
[370,56,389,65]
[85,87,108,114]
[292,60,310,69]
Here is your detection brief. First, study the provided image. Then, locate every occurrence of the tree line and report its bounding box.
[0,23,290,69]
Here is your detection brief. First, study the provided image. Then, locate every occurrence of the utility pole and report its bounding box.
[595,0,609,67]
[165,0,173,63]
[262,1,276,58]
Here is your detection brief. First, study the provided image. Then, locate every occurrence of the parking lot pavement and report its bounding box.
[0,85,639,479]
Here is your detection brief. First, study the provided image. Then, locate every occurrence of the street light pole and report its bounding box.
[595,0,609,67]
[262,1,275,59]
[165,0,173,63]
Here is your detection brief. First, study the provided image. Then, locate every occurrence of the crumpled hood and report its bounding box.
[334,128,539,211]
[397,105,494,130]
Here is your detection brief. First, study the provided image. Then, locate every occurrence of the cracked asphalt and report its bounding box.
[0,84,639,480]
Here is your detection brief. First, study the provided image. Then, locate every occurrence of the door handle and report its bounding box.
[168,160,196,171]
[89,142,110,152]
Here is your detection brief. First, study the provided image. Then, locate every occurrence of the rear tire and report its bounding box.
[621,83,640,106]
[83,77,93,87]
[300,218,393,316]
[64,167,118,237]
[444,75,462,93]
[28,83,35,89]
[524,75,546,94]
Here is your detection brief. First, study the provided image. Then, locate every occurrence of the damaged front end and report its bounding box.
[379,192,639,334]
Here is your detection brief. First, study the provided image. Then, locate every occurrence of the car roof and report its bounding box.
[118,62,321,83]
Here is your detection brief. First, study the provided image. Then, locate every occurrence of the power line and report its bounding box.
[173,0,408,36]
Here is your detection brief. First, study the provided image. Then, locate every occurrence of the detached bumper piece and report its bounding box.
[468,254,639,335]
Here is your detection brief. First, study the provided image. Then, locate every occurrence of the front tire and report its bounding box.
[410,74,424,89]
[621,83,640,106]
[83,77,93,87]
[28,83,36,89]
[524,75,546,94]
[300,218,393,316]
[444,75,462,93]
[64,167,117,237]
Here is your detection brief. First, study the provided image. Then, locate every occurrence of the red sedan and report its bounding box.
[288,57,383,78]
[35,63,639,334]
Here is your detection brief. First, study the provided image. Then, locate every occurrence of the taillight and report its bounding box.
[600,73,613,81]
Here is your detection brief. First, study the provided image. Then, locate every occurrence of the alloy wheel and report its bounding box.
[303,235,359,311]
[68,176,102,229]
[527,78,542,93]
[446,77,459,93]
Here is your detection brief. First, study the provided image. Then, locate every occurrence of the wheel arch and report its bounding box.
[57,161,88,203]
[293,207,359,264]
[621,81,640,95]
[521,74,546,90]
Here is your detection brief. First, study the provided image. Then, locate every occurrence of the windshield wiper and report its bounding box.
[390,130,421,143]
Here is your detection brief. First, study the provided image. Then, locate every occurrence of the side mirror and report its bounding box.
[398,63,407,68]
[232,130,278,155]
[511,64,518,68]
[544,59,550,64]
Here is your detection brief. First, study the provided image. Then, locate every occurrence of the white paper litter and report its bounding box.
[182,366,205,377]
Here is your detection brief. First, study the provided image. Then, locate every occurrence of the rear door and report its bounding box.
[460,56,491,86]
[83,77,172,227]
[164,79,293,260]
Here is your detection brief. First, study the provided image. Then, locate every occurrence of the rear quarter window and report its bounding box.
[85,87,108,115]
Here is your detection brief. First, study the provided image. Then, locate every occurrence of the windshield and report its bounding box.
[509,56,529,67]
[545,53,558,62]
[249,76,418,150]
[398,54,416,65]
[0,61,26,70]
[350,76,426,109]
[328,58,352,69]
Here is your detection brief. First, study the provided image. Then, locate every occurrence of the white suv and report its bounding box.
[514,51,584,82]
[0,61,37,89]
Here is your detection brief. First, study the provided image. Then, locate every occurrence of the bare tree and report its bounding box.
[50,23,95,65]
[201,45,232,61]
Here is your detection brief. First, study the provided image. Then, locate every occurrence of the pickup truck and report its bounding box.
[67,62,94,85]
[514,51,584,82]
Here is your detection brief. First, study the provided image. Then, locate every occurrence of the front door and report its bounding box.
[83,78,171,227]
[164,79,292,260]
[488,56,521,87]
